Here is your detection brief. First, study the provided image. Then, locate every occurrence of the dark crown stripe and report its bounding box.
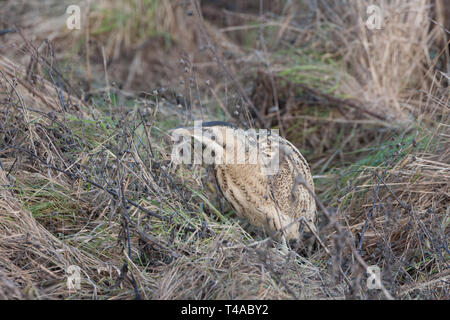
[200,121,237,129]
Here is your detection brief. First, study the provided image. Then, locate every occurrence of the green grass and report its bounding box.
[276,47,344,95]
[90,0,173,45]
[19,181,84,236]
[316,125,436,207]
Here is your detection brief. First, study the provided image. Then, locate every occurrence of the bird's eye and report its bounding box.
[211,151,215,157]
[211,135,216,141]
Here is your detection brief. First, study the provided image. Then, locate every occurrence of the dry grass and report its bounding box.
[0,0,448,299]
[320,0,441,120]
[0,66,344,299]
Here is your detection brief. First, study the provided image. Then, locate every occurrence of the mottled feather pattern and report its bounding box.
[173,124,317,243]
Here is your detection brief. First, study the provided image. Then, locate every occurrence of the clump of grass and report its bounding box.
[89,0,177,46]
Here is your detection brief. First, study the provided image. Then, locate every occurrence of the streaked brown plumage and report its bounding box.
[172,121,317,244]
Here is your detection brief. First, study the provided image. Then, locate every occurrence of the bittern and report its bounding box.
[171,121,317,245]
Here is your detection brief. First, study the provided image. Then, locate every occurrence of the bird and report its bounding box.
[171,121,317,247]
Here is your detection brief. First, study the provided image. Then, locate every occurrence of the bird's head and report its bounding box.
[171,121,236,147]
[169,121,252,166]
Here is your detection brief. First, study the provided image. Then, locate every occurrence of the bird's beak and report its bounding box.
[169,126,198,139]
[168,126,190,134]
[169,126,208,148]
[169,126,225,156]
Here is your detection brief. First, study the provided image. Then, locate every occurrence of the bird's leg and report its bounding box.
[279,235,290,255]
